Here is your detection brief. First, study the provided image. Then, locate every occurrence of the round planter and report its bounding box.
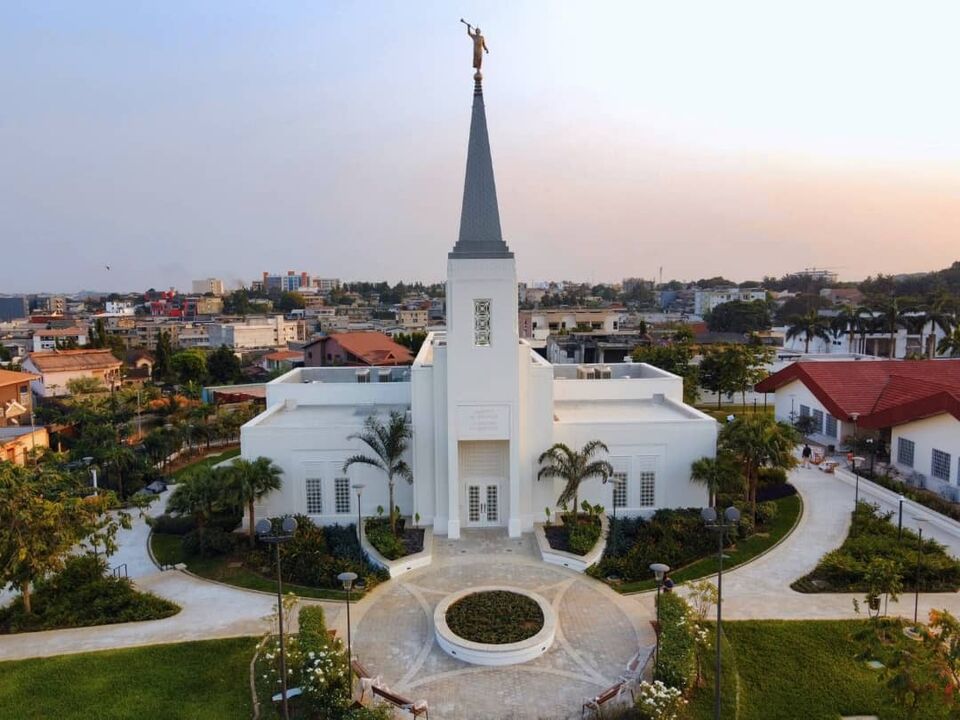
[434,586,556,666]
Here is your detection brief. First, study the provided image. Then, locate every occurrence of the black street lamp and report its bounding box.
[338,571,359,669]
[897,495,905,542]
[913,518,927,628]
[610,477,624,556]
[649,562,670,674]
[702,505,741,720]
[256,516,298,720]
[352,483,365,544]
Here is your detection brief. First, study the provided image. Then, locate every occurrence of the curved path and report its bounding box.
[0,488,341,661]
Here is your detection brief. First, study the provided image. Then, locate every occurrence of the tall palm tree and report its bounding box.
[719,415,799,525]
[537,441,613,517]
[922,295,957,359]
[343,411,412,535]
[872,297,915,358]
[102,442,137,499]
[690,452,742,507]
[226,457,283,547]
[785,311,831,354]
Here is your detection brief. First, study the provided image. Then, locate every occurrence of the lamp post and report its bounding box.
[649,562,670,674]
[338,571,358,669]
[913,518,927,628]
[610,477,624,556]
[352,483,365,544]
[256,516,298,720]
[702,505,742,720]
[897,495,905,541]
[866,437,875,477]
[852,456,862,510]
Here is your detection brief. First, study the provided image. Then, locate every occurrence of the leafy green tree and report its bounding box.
[537,440,613,516]
[223,289,254,316]
[342,411,413,535]
[101,442,138,499]
[167,466,229,531]
[79,492,132,560]
[276,291,306,313]
[395,332,428,355]
[785,311,831,353]
[719,414,799,524]
[154,330,173,378]
[207,345,241,384]
[225,457,283,547]
[937,326,960,358]
[171,349,208,385]
[706,300,771,333]
[0,465,87,614]
[631,342,700,404]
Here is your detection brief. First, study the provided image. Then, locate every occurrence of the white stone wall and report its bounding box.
[771,378,852,446]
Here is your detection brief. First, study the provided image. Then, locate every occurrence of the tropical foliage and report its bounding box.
[537,440,613,515]
[445,590,544,644]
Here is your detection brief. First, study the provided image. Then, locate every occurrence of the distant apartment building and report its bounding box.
[0,297,29,322]
[262,271,310,293]
[693,288,767,316]
[207,315,300,349]
[192,278,226,296]
[518,308,624,341]
[177,324,210,348]
[32,326,89,352]
[312,277,341,294]
[792,268,839,284]
[104,301,136,315]
[183,296,224,317]
[397,308,429,329]
[38,296,67,315]
[23,349,123,397]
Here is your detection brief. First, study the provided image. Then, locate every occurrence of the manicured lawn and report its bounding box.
[169,447,240,480]
[695,404,773,423]
[149,533,364,601]
[685,620,949,720]
[616,493,802,594]
[0,637,255,720]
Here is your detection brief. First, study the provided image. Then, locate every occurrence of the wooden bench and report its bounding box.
[351,658,381,702]
[372,684,429,718]
[582,680,628,719]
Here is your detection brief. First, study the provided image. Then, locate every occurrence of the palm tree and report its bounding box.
[719,415,799,525]
[872,297,915,358]
[167,466,228,531]
[537,441,613,517]
[938,326,960,358]
[785,311,831,354]
[690,452,742,507]
[226,457,283,547]
[922,295,957,359]
[342,411,412,535]
[102,442,137,499]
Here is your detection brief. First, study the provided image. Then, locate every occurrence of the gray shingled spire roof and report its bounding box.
[449,75,513,259]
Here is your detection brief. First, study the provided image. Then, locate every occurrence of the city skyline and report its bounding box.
[3,1,960,293]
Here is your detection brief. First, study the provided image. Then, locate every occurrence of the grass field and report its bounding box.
[686,620,950,720]
[0,637,255,720]
[169,446,240,480]
[617,493,802,594]
[694,403,774,423]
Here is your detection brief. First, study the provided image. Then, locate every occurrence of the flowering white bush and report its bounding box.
[634,680,686,720]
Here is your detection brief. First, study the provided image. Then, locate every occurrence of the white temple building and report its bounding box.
[241,73,718,539]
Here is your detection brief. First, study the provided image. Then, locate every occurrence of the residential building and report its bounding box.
[260,350,305,373]
[546,331,647,365]
[398,308,429,329]
[780,310,946,359]
[0,297,29,322]
[0,426,49,466]
[756,359,960,499]
[262,271,311,293]
[104,301,135,315]
[32,326,88,352]
[183,296,224,317]
[312,278,341,294]
[519,309,624,342]
[302,332,414,367]
[207,315,299,350]
[0,368,37,427]
[792,268,839,284]
[23,349,123,397]
[693,288,767,316]
[241,71,717,539]
[192,278,226,296]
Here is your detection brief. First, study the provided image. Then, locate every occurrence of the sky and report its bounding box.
[2,1,960,293]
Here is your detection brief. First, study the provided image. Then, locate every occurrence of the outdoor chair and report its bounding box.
[371,684,429,718]
[351,658,381,702]
[582,680,629,718]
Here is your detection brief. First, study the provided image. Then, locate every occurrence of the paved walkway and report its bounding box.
[0,487,340,661]
[343,531,653,720]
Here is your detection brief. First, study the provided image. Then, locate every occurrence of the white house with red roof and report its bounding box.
[756,360,960,498]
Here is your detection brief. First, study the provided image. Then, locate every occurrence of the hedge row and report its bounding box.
[654,591,695,690]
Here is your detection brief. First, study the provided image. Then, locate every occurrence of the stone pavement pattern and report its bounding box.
[348,531,654,720]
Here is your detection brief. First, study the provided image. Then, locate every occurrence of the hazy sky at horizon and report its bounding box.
[2,1,960,293]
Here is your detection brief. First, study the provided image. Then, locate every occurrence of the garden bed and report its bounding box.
[593,491,802,593]
[363,517,424,560]
[792,502,960,593]
[446,590,544,644]
[543,512,602,556]
[864,472,960,522]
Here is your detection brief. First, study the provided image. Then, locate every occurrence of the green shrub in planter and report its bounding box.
[364,518,406,560]
[567,521,602,555]
[654,591,695,690]
[149,513,195,535]
[755,500,778,526]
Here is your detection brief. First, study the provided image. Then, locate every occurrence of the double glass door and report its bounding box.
[466,482,500,527]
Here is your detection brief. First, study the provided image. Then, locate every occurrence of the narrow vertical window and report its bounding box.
[335,477,351,514]
[474,299,491,346]
[305,477,323,514]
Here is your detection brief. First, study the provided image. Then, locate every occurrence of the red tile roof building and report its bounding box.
[303,333,414,367]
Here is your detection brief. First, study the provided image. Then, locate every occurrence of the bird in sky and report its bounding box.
[105,265,111,271]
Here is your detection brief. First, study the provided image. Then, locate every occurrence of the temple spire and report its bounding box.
[449,73,513,259]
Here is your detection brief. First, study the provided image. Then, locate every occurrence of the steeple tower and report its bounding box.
[449,75,513,259]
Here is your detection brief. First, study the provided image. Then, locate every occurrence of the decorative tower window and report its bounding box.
[474,299,491,346]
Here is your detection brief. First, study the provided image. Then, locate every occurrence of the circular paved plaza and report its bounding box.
[350,530,654,720]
